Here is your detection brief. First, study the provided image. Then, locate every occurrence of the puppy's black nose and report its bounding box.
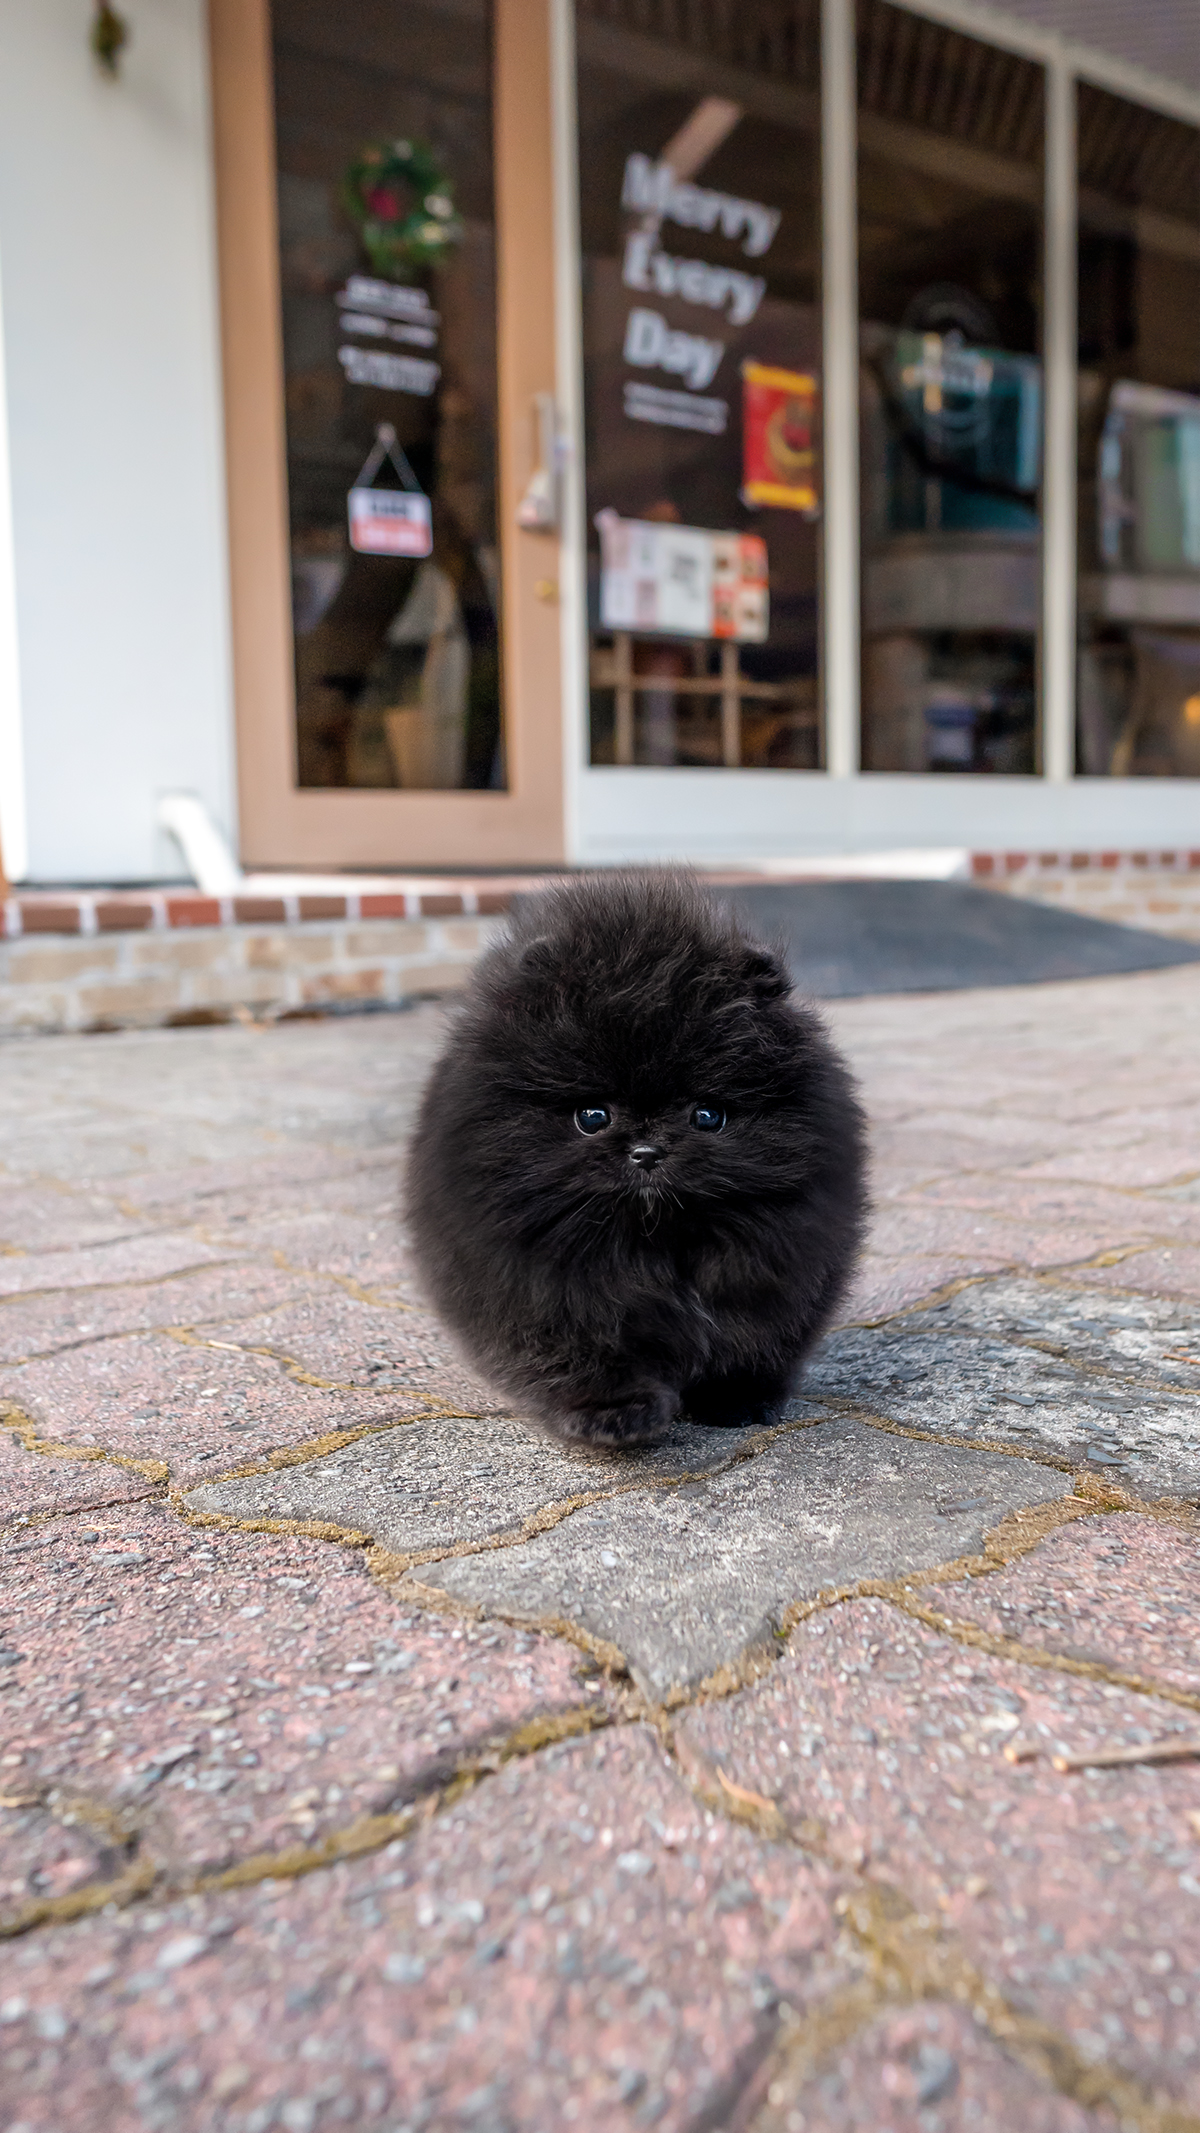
[629,1144,663,1170]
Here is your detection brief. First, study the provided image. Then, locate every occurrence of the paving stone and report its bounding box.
[862,1201,1107,1272]
[0,1420,153,1530]
[842,1254,996,1323]
[758,2001,1108,2132]
[1074,1246,1200,1305]
[678,1596,1200,2108]
[0,1500,602,1899]
[0,1726,852,2133]
[408,1418,1069,1699]
[187,1289,488,1410]
[913,1512,1200,1694]
[809,1280,1200,1496]
[0,1324,429,1488]
[0,1180,156,1256]
[0,1261,324,1367]
[907,1172,1200,1247]
[935,1275,1200,1392]
[3,973,1200,2126]
[0,1012,446,1184]
[111,1147,399,1223]
[200,1204,416,1292]
[869,1112,1072,1175]
[185,1403,778,1559]
[0,1229,236,1300]
[1022,1141,1200,1190]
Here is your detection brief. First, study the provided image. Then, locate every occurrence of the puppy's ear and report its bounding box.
[517,935,560,982]
[743,947,790,1001]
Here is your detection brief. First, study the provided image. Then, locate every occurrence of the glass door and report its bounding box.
[211,0,566,869]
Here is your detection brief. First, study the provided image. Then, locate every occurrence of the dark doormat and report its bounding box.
[719,878,1200,997]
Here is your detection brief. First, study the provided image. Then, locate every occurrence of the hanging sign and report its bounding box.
[595,511,768,642]
[347,424,433,557]
[742,362,819,513]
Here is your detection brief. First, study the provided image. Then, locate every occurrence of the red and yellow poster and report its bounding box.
[742,362,819,513]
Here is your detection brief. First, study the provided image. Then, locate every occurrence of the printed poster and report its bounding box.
[742,362,819,513]
[596,511,768,642]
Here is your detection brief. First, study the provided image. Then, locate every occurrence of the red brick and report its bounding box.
[234,896,286,923]
[416,892,464,916]
[15,900,82,934]
[477,888,515,913]
[298,895,347,921]
[166,896,223,928]
[359,893,411,919]
[95,901,156,931]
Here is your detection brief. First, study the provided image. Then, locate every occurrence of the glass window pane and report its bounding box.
[272,0,504,791]
[1076,84,1200,778]
[576,0,823,771]
[858,2,1044,775]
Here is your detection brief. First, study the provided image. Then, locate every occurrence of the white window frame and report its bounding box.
[552,0,1200,863]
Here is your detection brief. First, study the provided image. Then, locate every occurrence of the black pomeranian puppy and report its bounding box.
[407,871,867,1447]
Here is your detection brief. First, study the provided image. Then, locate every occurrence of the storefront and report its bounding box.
[2,0,1198,880]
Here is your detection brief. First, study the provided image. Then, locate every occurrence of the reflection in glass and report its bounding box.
[1076,86,1200,777]
[858,2,1044,774]
[576,0,823,770]
[272,0,503,790]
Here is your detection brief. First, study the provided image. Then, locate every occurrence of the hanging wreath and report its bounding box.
[342,138,462,281]
[91,3,130,74]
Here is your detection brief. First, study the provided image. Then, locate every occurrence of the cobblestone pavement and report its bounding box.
[2,968,1199,2133]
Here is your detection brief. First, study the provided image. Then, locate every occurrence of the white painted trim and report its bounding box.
[574,767,1200,863]
[821,0,860,778]
[1041,49,1076,783]
[0,233,25,884]
[549,0,589,865]
[875,0,1200,129]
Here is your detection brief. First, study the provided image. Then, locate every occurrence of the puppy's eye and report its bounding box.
[575,1106,611,1136]
[691,1105,726,1133]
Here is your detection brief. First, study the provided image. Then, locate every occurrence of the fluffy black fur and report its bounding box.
[406,870,867,1447]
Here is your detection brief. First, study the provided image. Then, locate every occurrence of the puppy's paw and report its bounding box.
[553,1388,679,1449]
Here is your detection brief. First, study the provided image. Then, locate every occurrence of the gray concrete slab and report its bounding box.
[810,1280,1200,1495]
[410,1416,1069,1699]
[183,1404,784,1554]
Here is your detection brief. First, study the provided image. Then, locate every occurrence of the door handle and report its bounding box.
[516,392,560,532]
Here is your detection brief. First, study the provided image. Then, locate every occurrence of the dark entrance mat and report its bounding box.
[720,878,1200,997]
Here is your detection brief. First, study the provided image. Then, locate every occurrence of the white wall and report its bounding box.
[0,0,235,884]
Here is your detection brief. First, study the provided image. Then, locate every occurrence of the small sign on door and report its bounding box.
[347,423,434,556]
[348,486,433,557]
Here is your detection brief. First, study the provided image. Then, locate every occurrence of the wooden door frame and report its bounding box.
[207,0,567,868]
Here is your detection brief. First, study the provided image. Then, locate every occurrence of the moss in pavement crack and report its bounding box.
[1,1398,168,1484]
[0,1706,613,1939]
[746,1884,1200,2133]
